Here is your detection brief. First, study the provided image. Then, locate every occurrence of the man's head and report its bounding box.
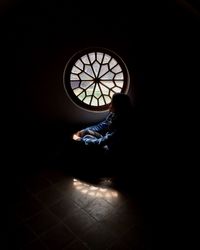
[109,93,132,114]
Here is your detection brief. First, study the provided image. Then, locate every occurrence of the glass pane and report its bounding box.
[84,65,95,78]
[97,52,103,63]
[100,80,115,88]
[88,52,95,63]
[78,91,85,101]
[83,96,92,104]
[75,59,84,69]
[99,65,109,77]
[86,83,95,95]
[99,84,109,95]
[115,80,124,88]
[71,66,81,74]
[99,96,105,106]
[113,87,121,93]
[109,58,117,68]
[70,73,79,80]
[104,95,111,104]
[80,80,93,89]
[103,54,111,64]
[66,49,129,111]
[79,72,93,80]
[94,84,101,98]
[81,55,90,64]
[101,71,114,80]
[91,96,98,106]
[114,72,124,80]
[70,80,80,89]
[73,88,83,96]
[110,91,115,98]
[92,61,100,77]
[111,65,122,73]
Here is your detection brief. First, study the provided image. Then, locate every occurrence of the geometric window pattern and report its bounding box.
[64,48,130,111]
[70,52,124,107]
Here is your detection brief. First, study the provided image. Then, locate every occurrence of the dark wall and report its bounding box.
[4,1,200,167]
[10,1,144,126]
[6,1,147,157]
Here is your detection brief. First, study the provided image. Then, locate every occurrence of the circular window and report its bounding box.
[63,47,130,111]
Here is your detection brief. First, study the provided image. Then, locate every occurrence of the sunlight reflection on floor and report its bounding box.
[73,178,118,198]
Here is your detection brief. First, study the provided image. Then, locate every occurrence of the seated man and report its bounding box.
[73,93,133,157]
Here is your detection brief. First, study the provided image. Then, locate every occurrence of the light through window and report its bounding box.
[63,48,130,111]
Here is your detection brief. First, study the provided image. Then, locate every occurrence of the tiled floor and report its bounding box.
[8,166,152,250]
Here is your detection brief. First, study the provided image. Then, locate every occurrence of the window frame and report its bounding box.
[63,47,130,112]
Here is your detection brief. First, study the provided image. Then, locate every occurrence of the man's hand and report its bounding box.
[76,130,86,137]
[72,134,81,141]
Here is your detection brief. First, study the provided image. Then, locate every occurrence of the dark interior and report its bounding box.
[5,0,199,249]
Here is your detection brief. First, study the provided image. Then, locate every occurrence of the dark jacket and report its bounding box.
[81,112,131,154]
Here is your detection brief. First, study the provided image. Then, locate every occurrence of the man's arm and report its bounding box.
[82,112,113,134]
[82,131,115,147]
